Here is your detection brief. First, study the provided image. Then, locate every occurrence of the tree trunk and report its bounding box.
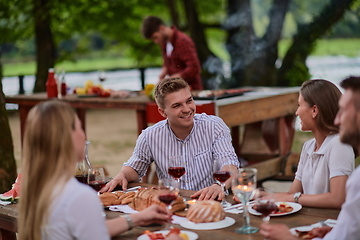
[224,0,289,87]
[166,0,180,28]
[181,0,224,89]
[0,51,17,193]
[32,0,56,93]
[277,0,356,86]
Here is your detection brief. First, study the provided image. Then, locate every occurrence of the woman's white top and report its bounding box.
[295,134,354,194]
[42,178,110,240]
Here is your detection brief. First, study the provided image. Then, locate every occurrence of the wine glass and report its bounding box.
[98,70,106,82]
[253,190,277,223]
[87,167,106,194]
[168,156,186,189]
[158,178,179,229]
[232,168,259,234]
[213,158,232,208]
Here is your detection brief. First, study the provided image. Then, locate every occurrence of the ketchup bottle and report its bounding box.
[46,68,58,98]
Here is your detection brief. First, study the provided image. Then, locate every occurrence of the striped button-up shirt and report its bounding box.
[124,113,240,191]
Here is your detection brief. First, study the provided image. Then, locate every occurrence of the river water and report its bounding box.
[3,55,360,100]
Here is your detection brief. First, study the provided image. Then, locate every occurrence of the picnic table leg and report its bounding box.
[136,110,148,135]
[19,105,31,147]
[231,126,241,157]
[76,108,86,133]
[278,115,296,157]
[0,229,16,240]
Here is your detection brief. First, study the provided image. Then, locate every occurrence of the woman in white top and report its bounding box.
[18,101,181,240]
[264,79,354,209]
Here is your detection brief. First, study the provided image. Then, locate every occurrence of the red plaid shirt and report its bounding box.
[161,27,203,90]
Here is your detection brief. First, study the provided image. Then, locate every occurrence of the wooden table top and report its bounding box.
[0,181,339,240]
[109,183,339,240]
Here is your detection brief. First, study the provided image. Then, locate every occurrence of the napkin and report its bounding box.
[108,204,186,224]
[223,203,244,214]
[0,200,12,206]
[108,205,138,214]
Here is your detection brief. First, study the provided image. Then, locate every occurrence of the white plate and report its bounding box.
[248,202,302,217]
[180,217,235,230]
[290,225,314,236]
[137,230,198,240]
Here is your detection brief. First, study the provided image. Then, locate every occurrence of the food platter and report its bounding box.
[192,88,252,100]
[180,217,235,230]
[248,202,302,217]
[137,230,198,240]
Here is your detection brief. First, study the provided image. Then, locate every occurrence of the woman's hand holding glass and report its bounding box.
[212,159,232,208]
[157,178,179,229]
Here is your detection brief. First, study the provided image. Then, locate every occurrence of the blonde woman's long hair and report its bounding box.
[18,101,79,240]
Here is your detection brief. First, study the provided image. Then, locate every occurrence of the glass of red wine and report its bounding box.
[168,156,185,190]
[158,178,179,229]
[213,159,232,208]
[87,167,106,194]
[253,190,277,223]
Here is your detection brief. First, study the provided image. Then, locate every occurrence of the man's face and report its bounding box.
[150,26,167,45]
[334,89,360,147]
[159,88,196,131]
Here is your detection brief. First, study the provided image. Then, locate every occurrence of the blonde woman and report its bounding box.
[263,79,355,209]
[18,101,181,240]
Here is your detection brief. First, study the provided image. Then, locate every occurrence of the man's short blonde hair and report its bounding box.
[154,77,190,109]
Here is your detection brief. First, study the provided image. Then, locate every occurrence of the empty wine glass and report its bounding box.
[98,70,106,82]
[213,158,232,208]
[158,178,179,229]
[253,189,276,223]
[87,167,106,194]
[168,156,186,190]
[232,168,259,234]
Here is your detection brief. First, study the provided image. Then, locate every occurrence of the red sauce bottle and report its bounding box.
[60,69,67,96]
[46,68,58,98]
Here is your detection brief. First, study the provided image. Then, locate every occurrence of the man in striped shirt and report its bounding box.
[103,78,240,201]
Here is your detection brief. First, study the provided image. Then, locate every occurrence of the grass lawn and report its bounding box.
[2,38,360,77]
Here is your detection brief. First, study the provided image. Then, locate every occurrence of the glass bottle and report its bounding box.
[60,69,67,97]
[46,68,58,98]
[75,140,93,184]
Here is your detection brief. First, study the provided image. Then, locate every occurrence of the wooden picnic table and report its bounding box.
[5,87,299,181]
[0,182,340,240]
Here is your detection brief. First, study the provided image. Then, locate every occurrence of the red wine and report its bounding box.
[158,194,177,205]
[75,174,95,184]
[168,167,185,179]
[253,202,277,216]
[213,171,231,183]
[89,180,106,191]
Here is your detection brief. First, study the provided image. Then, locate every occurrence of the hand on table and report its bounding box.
[309,226,333,238]
[100,172,128,193]
[132,204,172,227]
[190,184,223,201]
[260,223,299,240]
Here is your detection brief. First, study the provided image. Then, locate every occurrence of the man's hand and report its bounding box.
[190,184,223,200]
[100,172,128,193]
[260,223,299,240]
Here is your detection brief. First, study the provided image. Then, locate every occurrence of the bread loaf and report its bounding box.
[186,200,225,223]
[130,187,186,213]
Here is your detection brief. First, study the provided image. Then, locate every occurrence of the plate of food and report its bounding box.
[137,228,198,240]
[180,217,235,230]
[290,226,316,239]
[76,94,99,98]
[249,202,302,217]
